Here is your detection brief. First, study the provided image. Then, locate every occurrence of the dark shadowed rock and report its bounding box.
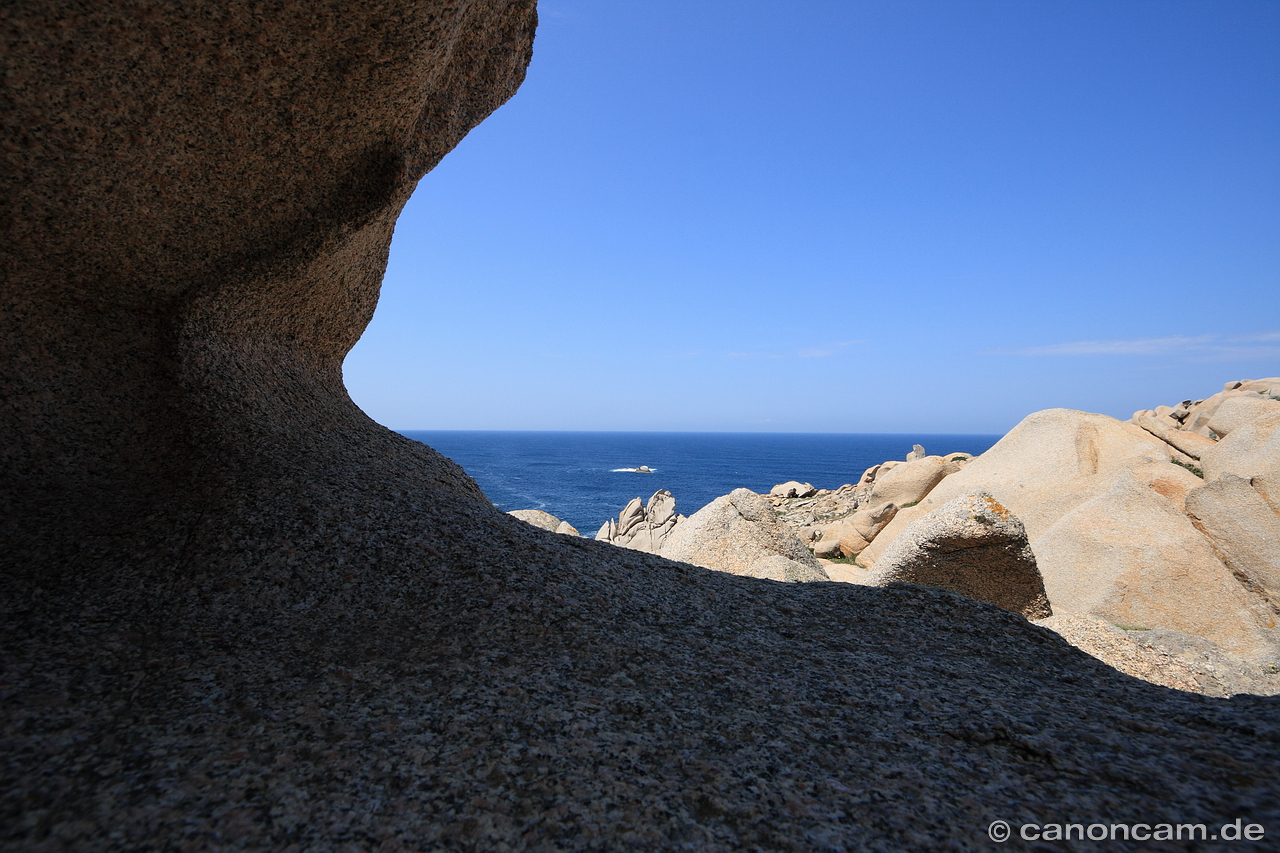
[869,492,1052,619]
[3,3,1279,850]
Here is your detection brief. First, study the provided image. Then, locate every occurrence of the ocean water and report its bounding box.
[400,431,1001,536]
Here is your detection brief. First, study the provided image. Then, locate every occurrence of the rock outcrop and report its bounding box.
[1133,377,1280,438]
[1202,410,1280,515]
[868,492,1051,619]
[770,480,816,498]
[508,509,580,536]
[1185,473,1280,609]
[595,489,684,552]
[769,446,972,563]
[856,404,1280,669]
[742,554,831,583]
[4,5,1280,849]
[660,488,827,579]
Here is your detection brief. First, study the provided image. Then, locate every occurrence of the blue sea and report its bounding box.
[400,431,1001,535]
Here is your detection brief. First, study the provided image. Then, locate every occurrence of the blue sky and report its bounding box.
[343,0,1279,434]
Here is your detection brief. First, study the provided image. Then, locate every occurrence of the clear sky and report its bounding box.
[343,0,1280,434]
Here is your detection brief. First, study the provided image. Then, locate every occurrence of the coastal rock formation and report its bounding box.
[1207,395,1280,438]
[595,489,684,553]
[4,4,1280,849]
[770,480,816,498]
[1185,474,1280,608]
[508,509,580,536]
[1133,377,1279,438]
[767,448,973,563]
[868,492,1051,619]
[661,488,826,578]
[1202,410,1280,514]
[861,405,1280,668]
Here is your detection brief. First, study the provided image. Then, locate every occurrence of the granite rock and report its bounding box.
[596,489,684,553]
[4,5,1280,849]
[509,509,580,536]
[868,492,1052,619]
[660,488,823,575]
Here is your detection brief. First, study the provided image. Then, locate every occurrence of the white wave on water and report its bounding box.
[610,467,657,473]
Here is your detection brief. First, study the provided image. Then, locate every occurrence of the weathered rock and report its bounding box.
[1202,410,1280,516]
[1035,613,1204,694]
[1207,395,1280,438]
[616,497,646,538]
[596,489,684,553]
[1130,628,1280,697]
[770,480,816,499]
[859,409,1280,661]
[906,444,926,461]
[850,501,900,541]
[895,409,1175,540]
[1135,413,1218,459]
[743,555,830,583]
[815,519,871,558]
[1176,379,1280,437]
[1031,469,1279,663]
[508,509,578,535]
[1185,473,1280,609]
[868,493,1051,619]
[1035,613,1279,696]
[6,6,1280,849]
[661,488,822,575]
[813,537,845,559]
[857,503,932,567]
[769,482,860,536]
[866,455,954,508]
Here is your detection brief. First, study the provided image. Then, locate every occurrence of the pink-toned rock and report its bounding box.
[1207,395,1280,439]
[815,520,871,558]
[1032,470,1278,663]
[1185,473,1280,609]
[1201,410,1280,516]
[1135,414,1217,460]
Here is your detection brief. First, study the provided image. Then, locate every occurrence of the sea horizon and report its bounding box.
[400,429,1003,535]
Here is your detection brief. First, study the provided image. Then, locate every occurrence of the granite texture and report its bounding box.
[3,2,1279,850]
[868,492,1053,620]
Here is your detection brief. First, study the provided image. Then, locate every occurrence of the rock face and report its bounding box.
[1202,410,1280,515]
[1185,474,1280,609]
[595,489,683,552]
[1132,377,1279,438]
[770,480,816,498]
[508,509,580,536]
[868,493,1051,619]
[862,409,1280,665]
[2,0,538,574]
[1208,395,1280,438]
[4,6,1280,850]
[660,488,826,578]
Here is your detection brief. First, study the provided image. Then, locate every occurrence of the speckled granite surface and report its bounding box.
[3,2,1278,850]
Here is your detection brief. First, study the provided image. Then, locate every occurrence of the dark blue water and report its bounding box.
[400,431,1001,535]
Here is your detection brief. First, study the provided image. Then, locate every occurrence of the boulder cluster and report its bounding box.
[577,378,1278,696]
